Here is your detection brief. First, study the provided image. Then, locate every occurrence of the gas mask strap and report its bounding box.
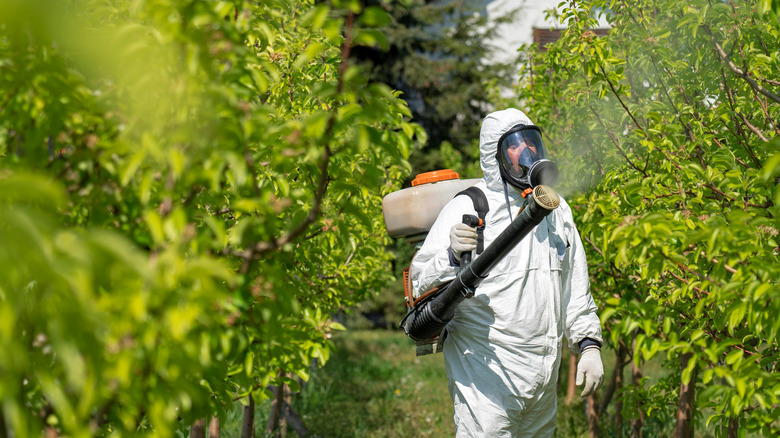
[502,178,513,218]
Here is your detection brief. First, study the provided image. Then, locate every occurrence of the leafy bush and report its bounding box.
[0,0,423,434]
[515,0,780,435]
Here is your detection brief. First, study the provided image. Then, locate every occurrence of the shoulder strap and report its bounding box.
[455,186,489,254]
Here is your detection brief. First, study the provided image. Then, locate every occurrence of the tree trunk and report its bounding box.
[600,340,627,413]
[266,375,285,437]
[208,416,220,438]
[614,341,626,435]
[279,372,310,437]
[566,352,578,405]
[282,400,309,437]
[726,417,739,438]
[586,391,600,438]
[674,352,696,438]
[241,396,255,438]
[0,409,7,438]
[191,418,206,438]
[281,378,291,436]
[630,334,644,438]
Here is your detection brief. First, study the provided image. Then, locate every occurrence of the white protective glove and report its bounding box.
[576,347,604,397]
[449,223,478,262]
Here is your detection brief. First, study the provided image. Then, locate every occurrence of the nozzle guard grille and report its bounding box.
[533,185,560,210]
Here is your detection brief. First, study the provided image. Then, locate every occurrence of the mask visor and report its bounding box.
[498,127,549,181]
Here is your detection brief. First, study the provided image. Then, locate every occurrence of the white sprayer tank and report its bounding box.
[382,169,481,242]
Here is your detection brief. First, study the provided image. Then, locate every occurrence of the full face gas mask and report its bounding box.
[496,124,558,191]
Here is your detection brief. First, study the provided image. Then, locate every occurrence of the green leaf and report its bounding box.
[759,0,772,15]
[725,349,743,365]
[352,29,388,51]
[120,150,146,187]
[759,152,780,181]
[727,301,747,332]
[358,7,392,27]
[302,4,330,29]
[0,172,65,209]
[681,355,697,385]
[245,352,255,376]
[143,210,165,245]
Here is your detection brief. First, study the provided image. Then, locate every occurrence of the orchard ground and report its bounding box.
[214,329,734,438]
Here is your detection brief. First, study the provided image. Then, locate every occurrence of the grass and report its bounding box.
[292,329,454,438]
[219,329,730,437]
[271,330,607,437]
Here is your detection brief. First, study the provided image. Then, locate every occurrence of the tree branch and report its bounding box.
[717,67,762,167]
[707,28,780,105]
[708,136,750,169]
[647,55,698,144]
[660,252,717,290]
[759,77,780,87]
[281,400,309,437]
[739,113,769,142]
[243,12,357,262]
[599,340,628,413]
[582,234,604,258]
[250,140,332,258]
[598,63,648,137]
[588,105,649,177]
[662,271,705,299]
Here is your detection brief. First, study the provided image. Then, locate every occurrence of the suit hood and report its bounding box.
[479,108,534,193]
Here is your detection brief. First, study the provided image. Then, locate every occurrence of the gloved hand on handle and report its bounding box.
[576,346,604,397]
[449,223,478,262]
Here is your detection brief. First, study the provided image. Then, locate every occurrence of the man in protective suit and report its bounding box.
[410,108,604,437]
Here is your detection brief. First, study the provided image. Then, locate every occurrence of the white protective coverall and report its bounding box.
[410,108,603,437]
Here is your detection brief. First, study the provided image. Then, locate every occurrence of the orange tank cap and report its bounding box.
[411,169,460,186]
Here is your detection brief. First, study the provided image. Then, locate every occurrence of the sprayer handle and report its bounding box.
[459,214,481,270]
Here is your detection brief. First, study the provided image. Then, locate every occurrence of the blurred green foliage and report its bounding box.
[0,0,424,435]
[513,0,780,435]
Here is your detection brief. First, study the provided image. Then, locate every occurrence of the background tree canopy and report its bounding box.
[350,0,521,182]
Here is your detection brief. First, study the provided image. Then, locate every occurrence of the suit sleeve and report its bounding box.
[560,210,603,354]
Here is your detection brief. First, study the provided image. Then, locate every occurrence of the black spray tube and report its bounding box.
[404,185,560,341]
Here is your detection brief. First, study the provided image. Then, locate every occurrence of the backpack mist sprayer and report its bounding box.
[382,170,560,355]
[401,184,560,341]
